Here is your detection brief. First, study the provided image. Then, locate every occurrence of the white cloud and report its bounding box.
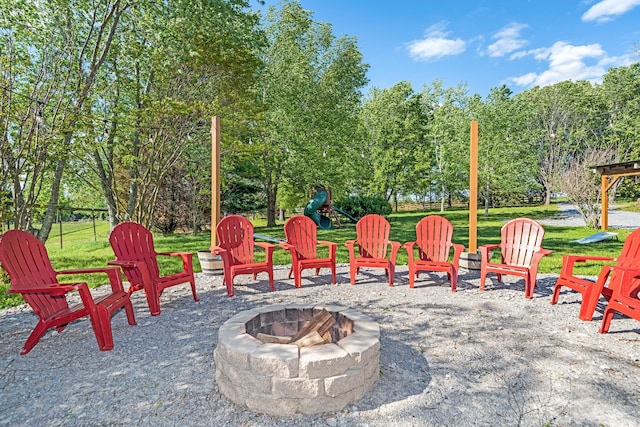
[507,41,635,88]
[487,23,528,57]
[406,23,466,61]
[582,0,640,23]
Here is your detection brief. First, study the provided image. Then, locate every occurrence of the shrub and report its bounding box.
[334,195,392,219]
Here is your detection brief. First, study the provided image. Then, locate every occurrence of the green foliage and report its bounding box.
[1,204,638,309]
[334,194,392,219]
[254,0,369,225]
[222,178,266,214]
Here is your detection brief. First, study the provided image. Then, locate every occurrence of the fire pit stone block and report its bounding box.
[214,304,380,416]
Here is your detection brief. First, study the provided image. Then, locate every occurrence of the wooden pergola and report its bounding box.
[592,160,640,230]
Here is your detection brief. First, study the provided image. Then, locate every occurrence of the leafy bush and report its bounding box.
[334,195,392,219]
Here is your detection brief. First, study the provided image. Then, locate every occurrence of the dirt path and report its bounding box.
[539,202,640,229]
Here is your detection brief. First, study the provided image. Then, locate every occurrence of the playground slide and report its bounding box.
[333,206,358,223]
[304,188,332,229]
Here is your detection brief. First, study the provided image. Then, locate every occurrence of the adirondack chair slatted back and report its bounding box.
[110,222,161,282]
[501,218,545,267]
[357,214,390,259]
[216,215,255,266]
[284,215,318,260]
[610,227,640,293]
[618,228,640,267]
[416,216,454,262]
[0,231,67,318]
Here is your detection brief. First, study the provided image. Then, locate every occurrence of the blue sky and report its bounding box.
[253,0,640,97]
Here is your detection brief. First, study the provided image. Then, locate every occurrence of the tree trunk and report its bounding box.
[267,188,277,227]
[36,158,66,243]
[545,186,551,206]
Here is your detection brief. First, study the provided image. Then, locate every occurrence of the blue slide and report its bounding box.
[304,188,332,229]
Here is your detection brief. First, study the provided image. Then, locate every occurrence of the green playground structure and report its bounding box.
[303,187,357,229]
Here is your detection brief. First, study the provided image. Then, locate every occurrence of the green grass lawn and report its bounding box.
[1,203,635,309]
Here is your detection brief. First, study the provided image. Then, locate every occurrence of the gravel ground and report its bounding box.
[1,264,639,427]
[1,205,639,427]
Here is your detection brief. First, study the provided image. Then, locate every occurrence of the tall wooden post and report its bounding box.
[460,121,480,270]
[469,121,478,252]
[210,115,221,249]
[601,175,608,230]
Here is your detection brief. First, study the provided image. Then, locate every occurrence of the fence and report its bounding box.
[3,207,109,248]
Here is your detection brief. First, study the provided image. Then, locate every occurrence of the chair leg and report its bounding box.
[124,298,137,326]
[387,265,394,287]
[293,265,302,288]
[524,273,535,299]
[408,267,415,288]
[331,263,337,285]
[95,304,114,351]
[144,286,161,316]
[450,267,457,293]
[224,272,235,297]
[480,268,487,290]
[579,286,601,321]
[550,281,562,305]
[524,280,534,299]
[21,321,51,355]
[268,269,275,291]
[599,305,616,333]
[189,276,200,302]
[349,263,357,285]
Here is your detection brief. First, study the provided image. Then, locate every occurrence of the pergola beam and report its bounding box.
[592,160,640,230]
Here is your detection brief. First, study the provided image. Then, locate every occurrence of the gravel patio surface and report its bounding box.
[1,263,639,427]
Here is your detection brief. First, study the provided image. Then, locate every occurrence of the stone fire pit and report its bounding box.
[214,304,380,415]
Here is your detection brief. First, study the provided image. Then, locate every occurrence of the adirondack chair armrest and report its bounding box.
[403,242,417,261]
[560,255,616,275]
[211,247,235,266]
[255,242,276,260]
[58,266,126,293]
[344,240,357,258]
[108,259,140,269]
[389,241,402,263]
[255,241,276,250]
[107,259,153,292]
[535,248,553,258]
[479,244,500,261]
[318,241,337,257]
[452,243,466,264]
[157,251,193,259]
[156,251,194,270]
[9,282,88,297]
[317,240,336,248]
[278,242,294,251]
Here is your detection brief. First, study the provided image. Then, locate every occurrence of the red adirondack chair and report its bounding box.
[479,218,552,299]
[552,227,640,321]
[405,215,465,292]
[599,265,640,333]
[0,230,136,355]
[279,215,337,288]
[345,214,401,286]
[212,215,275,297]
[108,222,198,316]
